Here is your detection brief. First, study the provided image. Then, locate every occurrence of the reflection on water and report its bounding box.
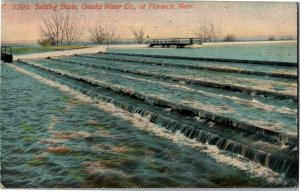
[1,64,295,188]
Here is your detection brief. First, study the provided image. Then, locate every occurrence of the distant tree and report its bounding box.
[194,22,221,42]
[39,11,82,46]
[37,38,55,46]
[268,35,276,41]
[129,26,145,44]
[285,36,294,40]
[62,12,83,45]
[280,35,294,40]
[88,21,117,45]
[224,34,236,42]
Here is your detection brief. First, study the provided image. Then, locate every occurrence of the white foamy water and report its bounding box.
[7,64,295,186]
[16,59,297,138]
[118,73,297,115]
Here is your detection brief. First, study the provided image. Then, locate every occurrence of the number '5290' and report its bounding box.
[12,4,30,10]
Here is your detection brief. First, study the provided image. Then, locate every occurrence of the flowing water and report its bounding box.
[1,42,298,188]
[24,58,297,137]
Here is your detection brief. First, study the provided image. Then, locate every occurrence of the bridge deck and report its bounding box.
[149,38,199,48]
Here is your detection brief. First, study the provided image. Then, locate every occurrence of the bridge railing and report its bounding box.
[149,38,201,45]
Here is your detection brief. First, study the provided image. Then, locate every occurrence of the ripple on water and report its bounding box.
[47,146,72,155]
[1,64,297,188]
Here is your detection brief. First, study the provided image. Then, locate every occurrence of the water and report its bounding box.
[79,53,297,76]
[16,56,298,166]
[2,63,293,188]
[1,42,298,187]
[56,56,297,97]
[108,42,297,63]
[24,57,297,138]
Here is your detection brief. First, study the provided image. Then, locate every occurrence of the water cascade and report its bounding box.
[14,60,298,178]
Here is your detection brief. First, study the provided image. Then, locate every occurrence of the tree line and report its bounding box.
[40,11,293,46]
[38,12,148,46]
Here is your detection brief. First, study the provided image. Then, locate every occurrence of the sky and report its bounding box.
[1,1,298,43]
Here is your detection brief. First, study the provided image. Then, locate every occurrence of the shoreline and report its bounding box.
[202,40,297,47]
[12,40,296,60]
[13,46,105,60]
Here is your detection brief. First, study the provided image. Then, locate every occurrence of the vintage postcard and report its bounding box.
[0,0,298,188]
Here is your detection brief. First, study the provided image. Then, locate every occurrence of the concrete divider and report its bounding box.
[106,52,298,67]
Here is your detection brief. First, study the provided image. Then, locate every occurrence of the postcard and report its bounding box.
[0,0,298,188]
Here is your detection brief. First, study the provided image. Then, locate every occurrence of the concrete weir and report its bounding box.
[18,59,297,145]
[106,52,298,67]
[77,54,297,79]
[13,60,299,178]
[56,56,297,101]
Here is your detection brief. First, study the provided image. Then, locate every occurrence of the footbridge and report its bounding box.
[149,38,201,48]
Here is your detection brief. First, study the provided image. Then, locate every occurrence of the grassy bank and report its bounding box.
[10,45,90,55]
